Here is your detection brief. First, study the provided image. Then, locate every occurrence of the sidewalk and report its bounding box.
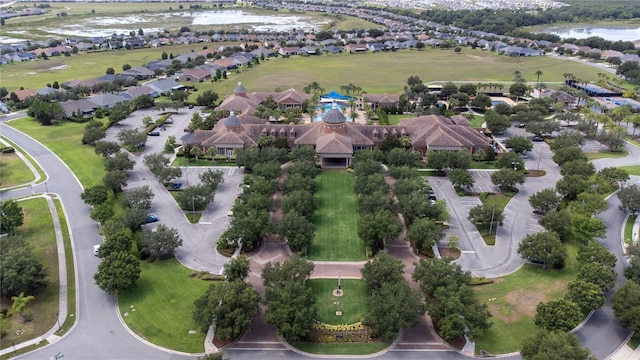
[608,343,640,360]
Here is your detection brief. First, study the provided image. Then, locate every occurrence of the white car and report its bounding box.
[93,245,101,256]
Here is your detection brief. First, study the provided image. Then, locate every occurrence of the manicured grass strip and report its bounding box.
[0,197,58,350]
[0,152,35,188]
[584,149,628,160]
[54,198,76,336]
[624,215,637,246]
[473,244,579,354]
[307,279,368,325]
[292,341,391,355]
[8,118,106,188]
[480,193,512,211]
[171,157,237,167]
[117,258,213,353]
[387,114,414,125]
[619,165,640,176]
[0,136,46,185]
[309,172,365,261]
[468,161,497,170]
[470,115,485,128]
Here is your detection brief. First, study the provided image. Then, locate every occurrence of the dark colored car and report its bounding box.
[144,214,159,223]
[172,182,182,190]
[148,131,160,136]
[531,136,544,142]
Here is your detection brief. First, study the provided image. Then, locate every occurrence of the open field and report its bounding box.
[0,152,35,188]
[309,171,365,261]
[308,279,367,325]
[8,118,106,187]
[473,244,579,354]
[117,258,213,353]
[2,47,607,96]
[0,198,59,350]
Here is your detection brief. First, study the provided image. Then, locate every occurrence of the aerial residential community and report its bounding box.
[1,1,640,360]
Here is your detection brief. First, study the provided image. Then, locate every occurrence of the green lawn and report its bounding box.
[0,198,59,350]
[292,341,391,355]
[480,193,512,211]
[0,152,35,188]
[309,171,365,261]
[625,215,638,246]
[308,279,368,325]
[473,244,579,354]
[117,258,213,353]
[468,161,497,170]
[54,199,76,336]
[388,114,414,125]
[171,157,237,167]
[584,149,628,160]
[470,115,485,128]
[619,165,640,176]
[8,118,106,187]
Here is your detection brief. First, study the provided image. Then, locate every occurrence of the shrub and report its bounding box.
[22,313,34,322]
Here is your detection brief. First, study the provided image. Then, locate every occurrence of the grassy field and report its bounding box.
[0,152,35,188]
[309,171,365,261]
[293,341,391,355]
[117,258,213,353]
[308,279,367,325]
[625,215,637,246]
[619,165,640,176]
[473,244,579,354]
[388,114,414,125]
[0,198,58,350]
[7,118,106,187]
[2,46,606,97]
[584,149,628,160]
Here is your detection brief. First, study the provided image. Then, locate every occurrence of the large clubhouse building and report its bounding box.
[182,83,492,168]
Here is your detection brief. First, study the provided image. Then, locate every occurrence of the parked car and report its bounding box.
[144,214,159,223]
[518,123,526,128]
[93,244,101,256]
[148,131,160,136]
[172,182,182,190]
[188,104,194,109]
[531,136,544,142]
[165,117,173,124]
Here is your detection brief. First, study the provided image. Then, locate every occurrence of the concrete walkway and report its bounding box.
[608,343,640,360]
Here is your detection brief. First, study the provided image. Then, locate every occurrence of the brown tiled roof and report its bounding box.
[13,89,35,101]
[316,132,353,154]
[363,93,400,103]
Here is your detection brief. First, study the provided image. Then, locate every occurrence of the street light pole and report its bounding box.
[488,205,496,236]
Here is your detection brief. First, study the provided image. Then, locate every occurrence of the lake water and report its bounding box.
[539,25,640,41]
[38,10,325,39]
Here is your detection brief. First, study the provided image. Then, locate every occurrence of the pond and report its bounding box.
[537,25,640,41]
[43,10,327,38]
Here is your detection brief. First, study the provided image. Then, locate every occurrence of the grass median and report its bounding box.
[308,279,367,325]
[8,118,106,188]
[117,258,213,353]
[309,171,365,261]
[473,244,579,354]
[0,152,35,188]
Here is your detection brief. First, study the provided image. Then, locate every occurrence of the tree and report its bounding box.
[357,210,402,252]
[281,190,316,218]
[596,167,629,187]
[426,150,449,172]
[618,184,640,215]
[577,262,616,292]
[192,280,260,339]
[196,90,219,107]
[556,175,588,201]
[567,279,605,314]
[176,184,215,211]
[505,136,533,154]
[560,159,595,179]
[534,298,583,332]
[470,93,492,109]
[510,82,529,98]
[448,150,472,170]
[94,141,121,157]
[199,169,225,190]
[625,257,640,283]
[552,146,586,166]
[364,281,423,341]
[90,202,114,224]
[361,252,406,293]
[571,214,607,244]
[412,258,471,298]
[123,185,154,209]
[82,126,106,145]
[612,280,640,332]
[496,151,524,171]
[0,200,24,234]
[468,204,504,230]
[28,98,64,125]
[108,103,131,125]
[143,153,182,184]
[105,151,134,172]
[94,251,141,295]
[521,330,597,360]
[518,231,567,269]
[528,188,561,214]
[449,169,474,190]
[550,130,585,151]
[103,170,128,194]
[570,192,607,217]
[99,228,132,258]
[80,185,109,206]
[539,209,573,241]
[0,236,49,297]
[484,111,511,133]
[106,67,115,75]
[578,241,617,269]
[534,70,544,89]
[223,255,250,282]
[490,168,525,191]
[276,211,315,252]
[262,255,316,342]
[406,218,444,253]
[117,128,146,149]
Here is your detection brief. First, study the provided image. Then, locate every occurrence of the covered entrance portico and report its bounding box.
[319,154,351,168]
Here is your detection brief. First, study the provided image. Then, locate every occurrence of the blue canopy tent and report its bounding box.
[321,90,352,100]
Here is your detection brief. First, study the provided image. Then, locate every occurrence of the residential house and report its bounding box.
[279,47,302,56]
[345,43,368,53]
[88,93,127,109]
[12,89,35,102]
[122,66,156,80]
[145,78,184,96]
[120,86,158,100]
[363,94,400,109]
[60,99,98,118]
[177,69,211,82]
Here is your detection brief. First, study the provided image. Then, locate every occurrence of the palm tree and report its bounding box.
[534,70,543,89]
[11,292,36,322]
[513,70,522,82]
